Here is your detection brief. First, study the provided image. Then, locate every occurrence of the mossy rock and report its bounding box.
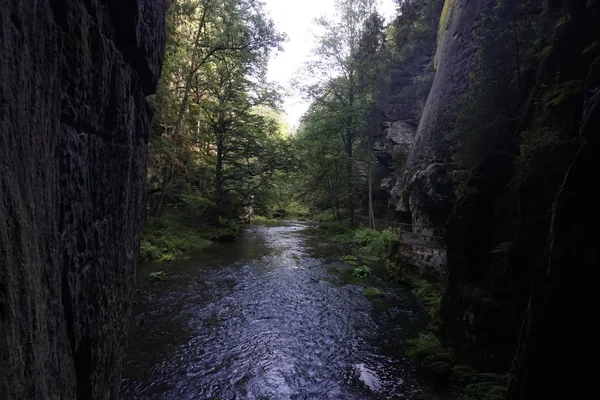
[363,287,384,298]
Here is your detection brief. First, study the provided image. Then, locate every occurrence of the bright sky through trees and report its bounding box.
[264,0,397,127]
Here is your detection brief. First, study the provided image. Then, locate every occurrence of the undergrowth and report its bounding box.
[407,280,508,400]
[250,215,280,226]
[140,213,238,263]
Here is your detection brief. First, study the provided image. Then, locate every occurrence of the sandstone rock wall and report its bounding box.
[508,15,600,399]
[0,1,166,398]
[399,0,488,229]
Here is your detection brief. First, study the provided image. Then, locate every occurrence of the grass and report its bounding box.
[250,215,280,226]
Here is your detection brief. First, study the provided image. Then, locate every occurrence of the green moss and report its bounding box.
[547,80,583,108]
[437,0,457,46]
[555,14,571,28]
[535,45,553,60]
[582,40,600,55]
[363,287,384,298]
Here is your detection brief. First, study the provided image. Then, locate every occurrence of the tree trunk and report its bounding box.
[215,135,224,224]
[368,134,376,230]
[156,5,209,216]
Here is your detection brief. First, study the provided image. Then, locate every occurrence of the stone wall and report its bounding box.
[0,0,166,398]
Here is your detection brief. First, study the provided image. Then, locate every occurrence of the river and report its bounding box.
[120,221,431,399]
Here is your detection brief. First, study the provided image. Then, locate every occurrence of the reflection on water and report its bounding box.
[121,221,427,399]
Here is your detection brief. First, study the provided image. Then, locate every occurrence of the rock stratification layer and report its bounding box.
[0,0,166,398]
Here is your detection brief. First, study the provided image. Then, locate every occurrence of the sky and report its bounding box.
[263,0,398,128]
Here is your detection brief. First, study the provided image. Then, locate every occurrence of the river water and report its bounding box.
[121,221,429,400]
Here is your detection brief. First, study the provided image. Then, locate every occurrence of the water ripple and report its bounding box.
[121,221,427,400]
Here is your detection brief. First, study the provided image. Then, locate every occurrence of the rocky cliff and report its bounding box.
[381,0,599,390]
[396,0,488,232]
[507,6,600,398]
[0,0,166,398]
[440,0,600,371]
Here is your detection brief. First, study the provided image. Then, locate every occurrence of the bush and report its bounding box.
[352,265,372,278]
[140,213,213,263]
[406,280,508,399]
[149,271,167,283]
[412,280,442,320]
[407,332,455,376]
[351,228,396,259]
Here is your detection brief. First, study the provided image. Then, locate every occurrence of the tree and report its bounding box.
[146,0,288,225]
[297,0,378,226]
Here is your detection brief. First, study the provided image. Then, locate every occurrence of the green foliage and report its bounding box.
[407,332,454,375]
[405,278,508,398]
[582,40,600,55]
[140,214,213,263]
[340,254,359,264]
[293,1,392,225]
[199,218,241,241]
[407,328,508,399]
[314,211,338,223]
[412,280,442,320]
[515,127,578,182]
[352,265,372,278]
[546,80,583,108]
[351,228,396,259]
[250,215,280,226]
[452,369,508,400]
[535,45,553,60]
[149,271,168,283]
[146,0,292,225]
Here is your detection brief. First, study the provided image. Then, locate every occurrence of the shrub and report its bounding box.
[149,271,167,283]
[352,265,372,278]
[352,228,396,259]
[140,213,213,263]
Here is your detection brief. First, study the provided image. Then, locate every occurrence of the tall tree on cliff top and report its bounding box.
[297,0,378,226]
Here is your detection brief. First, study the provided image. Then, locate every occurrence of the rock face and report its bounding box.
[399,0,488,229]
[0,0,166,398]
[439,0,600,372]
[507,17,600,400]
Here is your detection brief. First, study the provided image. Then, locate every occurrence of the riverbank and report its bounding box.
[123,221,431,399]
[309,216,507,400]
[140,213,240,263]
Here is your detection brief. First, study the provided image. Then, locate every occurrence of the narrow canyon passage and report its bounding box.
[121,222,429,400]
